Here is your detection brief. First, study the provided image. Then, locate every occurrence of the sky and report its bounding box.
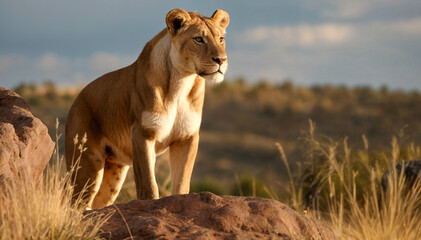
[1,0,421,90]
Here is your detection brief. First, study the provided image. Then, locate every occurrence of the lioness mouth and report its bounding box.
[199,69,223,76]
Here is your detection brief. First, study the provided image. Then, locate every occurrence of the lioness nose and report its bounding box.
[212,57,227,65]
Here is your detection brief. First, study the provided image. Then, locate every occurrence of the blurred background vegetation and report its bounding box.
[10,79,421,238]
[11,79,421,202]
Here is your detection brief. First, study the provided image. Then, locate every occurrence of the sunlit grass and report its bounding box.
[278,120,421,240]
[0,123,109,240]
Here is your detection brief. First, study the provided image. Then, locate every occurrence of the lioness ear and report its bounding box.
[166,8,191,36]
[211,9,230,30]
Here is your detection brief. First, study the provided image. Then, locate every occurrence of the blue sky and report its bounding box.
[1,0,421,90]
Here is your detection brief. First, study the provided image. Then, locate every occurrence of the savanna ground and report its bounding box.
[1,80,420,239]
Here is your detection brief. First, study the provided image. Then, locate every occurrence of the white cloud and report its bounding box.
[320,1,370,19]
[70,73,89,86]
[389,18,421,36]
[0,54,26,73]
[302,0,416,19]
[36,53,69,74]
[241,23,354,47]
[1,51,136,89]
[88,52,133,72]
[236,18,421,53]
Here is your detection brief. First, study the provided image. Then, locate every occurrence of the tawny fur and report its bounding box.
[65,9,229,209]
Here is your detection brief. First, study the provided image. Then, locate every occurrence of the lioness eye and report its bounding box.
[219,37,224,44]
[194,37,204,43]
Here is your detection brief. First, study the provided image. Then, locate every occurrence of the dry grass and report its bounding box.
[324,139,421,239]
[0,124,109,240]
[278,120,421,240]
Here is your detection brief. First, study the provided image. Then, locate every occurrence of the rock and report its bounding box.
[0,87,55,187]
[91,192,336,240]
[381,160,421,191]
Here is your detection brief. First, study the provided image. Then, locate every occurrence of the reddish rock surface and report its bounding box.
[92,192,336,240]
[0,87,54,187]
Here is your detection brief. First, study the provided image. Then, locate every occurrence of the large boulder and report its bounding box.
[92,192,336,239]
[0,87,54,187]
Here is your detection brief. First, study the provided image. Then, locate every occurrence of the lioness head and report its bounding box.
[166,9,229,83]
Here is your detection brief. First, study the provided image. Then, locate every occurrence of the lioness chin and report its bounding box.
[65,8,229,209]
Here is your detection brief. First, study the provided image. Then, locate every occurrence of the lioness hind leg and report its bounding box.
[68,150,105,210]
[92,162,129,209]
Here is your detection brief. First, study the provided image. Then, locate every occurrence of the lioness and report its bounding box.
[65,9,229,209]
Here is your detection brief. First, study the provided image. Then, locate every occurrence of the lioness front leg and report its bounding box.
[169,133,199,195]
[132,126,159,199]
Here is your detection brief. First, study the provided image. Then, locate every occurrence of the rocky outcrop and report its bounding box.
[92,192,336,240]
[0,87,54,187]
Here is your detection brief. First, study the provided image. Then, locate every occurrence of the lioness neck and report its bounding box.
[137,30,198,105]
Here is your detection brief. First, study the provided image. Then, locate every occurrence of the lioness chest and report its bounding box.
[141,100,201,145]
[140,76,202,149]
